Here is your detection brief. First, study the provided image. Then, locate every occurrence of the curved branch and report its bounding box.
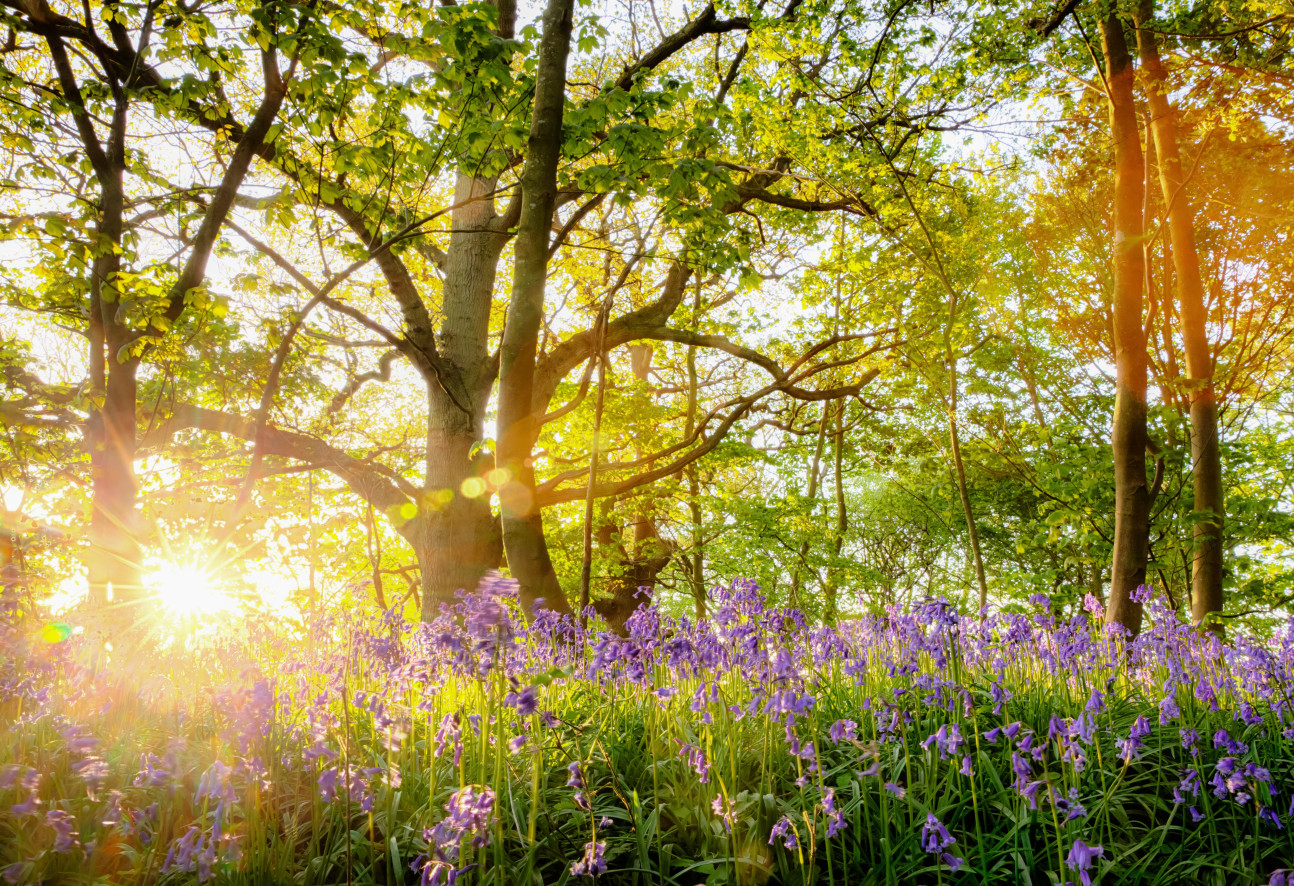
[535,366,880,505]
[151,405,415,515]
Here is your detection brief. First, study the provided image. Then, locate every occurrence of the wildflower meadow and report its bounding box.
[1,578,1291,885]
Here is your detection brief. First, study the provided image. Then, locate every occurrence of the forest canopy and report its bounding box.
[0,0,1292,639]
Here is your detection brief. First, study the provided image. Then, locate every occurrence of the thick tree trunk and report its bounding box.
[1100,13,1152,637]
[496,0,577,616]
[84,103,142,613]
[1134,0,1225,629]
[420,173,511,618]
[88,354,142,610]
[420,394,500,616]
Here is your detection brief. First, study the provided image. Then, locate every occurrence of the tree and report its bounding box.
[1,0,302,627]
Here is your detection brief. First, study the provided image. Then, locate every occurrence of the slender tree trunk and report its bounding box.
[591,345,672,632]
[1134,0,1225,628]
[824,399,848,623]
[495,0,577,616]
[1100,13,1152,636]
[579,314,610,621]
[790,405,830,608]
[948,357,989,611]
[684,299,706,619]
[421,385,501,616]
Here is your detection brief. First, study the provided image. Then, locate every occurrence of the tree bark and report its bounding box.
[1133,0,1225,629]
[1100,13,1152,637]
[421,171,512,618]
[495,0,577,616]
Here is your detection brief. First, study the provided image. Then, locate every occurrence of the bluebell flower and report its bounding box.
[570,840,607,878]
[1066,839,1104,886]
[822,788,847,837]
[46,809,79,853]
[768,815,797,849]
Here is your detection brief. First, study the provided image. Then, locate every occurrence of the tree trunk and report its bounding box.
[684,300,706,619]
[824,399,848,623]
[415,0,523,616]
[420,390,501,616]
[593,344,671,632]
[83,90,141,615]
[579,314,610,621]
[1134,0,1225,629]
[421,173,511,618]
[948,357,989,611]
[88,353,142,611]
[1100,13,1152,637]
[790,404,830,608]
[496,0,577,615]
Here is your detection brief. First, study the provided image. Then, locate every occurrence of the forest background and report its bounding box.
[0,0,1292,640]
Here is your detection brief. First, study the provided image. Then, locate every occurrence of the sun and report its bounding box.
[147,561,235,618]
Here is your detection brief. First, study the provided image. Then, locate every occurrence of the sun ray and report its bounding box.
[146,561,235,618]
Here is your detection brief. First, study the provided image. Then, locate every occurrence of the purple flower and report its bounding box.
[769,815,798,849]
[570,840,607,878]
[921,723,964,759]
[318,768,339,802]
[504,685,539,716]
[567,762,585,790]
[1268,870,1289,886]
[60,723,98,755]
[920,814,955,853]
[1158,694,1181,725]
[1173,769,1200,804]
[828,719,858,744]
[1066,840,1104,886]
[712,795,736,833]
[1117,716,1151,763]
[46,809,79,853]
[416,784,496,879]
[1058,787,1087,822]
[822,788,847,837]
